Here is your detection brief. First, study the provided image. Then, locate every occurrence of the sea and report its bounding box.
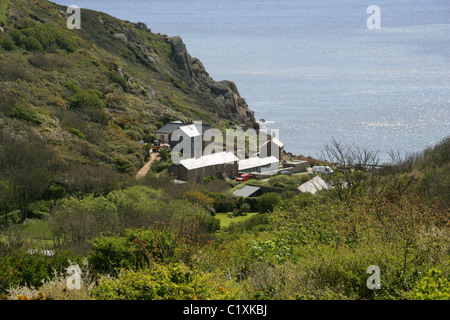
[55,0,450,163]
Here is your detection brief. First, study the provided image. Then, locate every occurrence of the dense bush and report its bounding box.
[49,195,120,245]
[5,19,77,53]
[108,70,129,91]
[11,104,43,124]
[92,262,243,300]
[257,192,281,213]
[183,190,214,209]
[0,61,29,81]
[1,135,448,300]
[67,88,104,110]
[87,228,172,275]
[0,34,17,51]
[404,269,450,300]
[0,250,82,294]
[209,192,238,213]
[268,175,311,190]
[28,51,55,71]
[151,159,171,173]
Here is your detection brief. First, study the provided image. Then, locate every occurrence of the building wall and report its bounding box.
[240,161,280,174]
[283,161,309,173]
[169,162,239,182]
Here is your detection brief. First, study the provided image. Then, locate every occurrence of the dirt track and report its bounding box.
[135,152,160,179]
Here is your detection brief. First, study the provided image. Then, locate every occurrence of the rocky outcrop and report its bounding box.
[168,36,257,128]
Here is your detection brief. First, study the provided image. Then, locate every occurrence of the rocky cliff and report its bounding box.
[168,36,256,127]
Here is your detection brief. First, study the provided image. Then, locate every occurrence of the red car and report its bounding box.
[236,174,251,182]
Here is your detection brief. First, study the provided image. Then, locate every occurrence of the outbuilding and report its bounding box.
[168,152,239,182]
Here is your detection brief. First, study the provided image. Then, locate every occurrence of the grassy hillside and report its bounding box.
[0,0,257,177]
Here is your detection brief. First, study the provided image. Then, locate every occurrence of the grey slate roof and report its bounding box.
[156,122,188,135]
[156,122,210,135]
[233,185,261,198]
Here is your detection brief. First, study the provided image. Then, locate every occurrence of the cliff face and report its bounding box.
[168,36,257,127]
[0,0,258,175]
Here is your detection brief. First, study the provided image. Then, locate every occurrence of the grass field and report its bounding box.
[21,220,54,248]
[216,212,259,229]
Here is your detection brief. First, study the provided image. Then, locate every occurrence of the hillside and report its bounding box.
[0,0,257,177]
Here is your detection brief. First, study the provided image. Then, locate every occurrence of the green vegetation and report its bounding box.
[1,137,448,300]
[0,0,448,301]
[0,0,11,25]
[267,174,310,190]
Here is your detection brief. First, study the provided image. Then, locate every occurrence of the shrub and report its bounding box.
[11,21,77,53]
[210,193,237,213]
[11,105,43,124]
[268,175,311,190]
[24,36,43,52]
[257,192,281,213]
[0,91,17,113]
[183,190,214,209]
[108,70,129,91]
[92,263,243,300]
[151,160,171,173]
[0,250,82,294]
[48,195,120,245]
[404,269,450,300]
[0,34,17,51]
[107,185,162,230]
[28,51,54,71]
[64,126,86,139]
[159,146,169,161]
[87,229,161,275]
[281,190,297,201]
[88,216,219,276]
[239,203,251,214]
[68,89,104,110]
[0,61,29,81]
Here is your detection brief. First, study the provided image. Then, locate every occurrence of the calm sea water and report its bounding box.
[56,0,450,162]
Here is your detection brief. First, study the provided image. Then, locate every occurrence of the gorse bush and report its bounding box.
[0,250,82,295]
[67,88,104,110]
[404,269,450,300]
[0,34,17,51]
[11,104,43,124]
[87,228,171,275]
[92,262,243,300]
[5,19,77,53]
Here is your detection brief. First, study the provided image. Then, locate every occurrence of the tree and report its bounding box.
[257,192,281,213]
[320,138,380,200]
[0,132,56,223]
[159,146,169,162]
